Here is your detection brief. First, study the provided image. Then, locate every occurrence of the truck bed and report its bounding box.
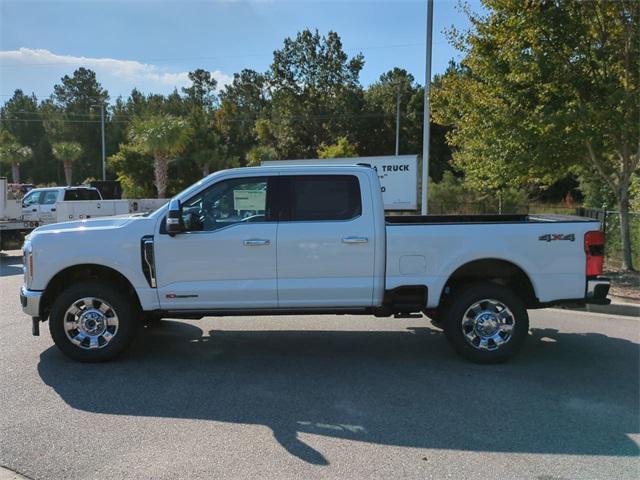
[385,213,594,225]
[384,213,601,308]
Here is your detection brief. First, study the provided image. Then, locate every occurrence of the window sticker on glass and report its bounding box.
[233,190,266,212]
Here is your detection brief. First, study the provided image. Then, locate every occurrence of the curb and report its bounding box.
[0,467,31,480]
[583,302,640,317]
[561,302,640,318]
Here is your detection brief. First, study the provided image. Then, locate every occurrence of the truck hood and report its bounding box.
[29,215,140,236]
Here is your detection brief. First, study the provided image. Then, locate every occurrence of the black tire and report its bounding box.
[441,282,529,363]
[49,281,139,362]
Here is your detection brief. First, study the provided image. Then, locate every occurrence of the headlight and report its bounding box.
[23,242,33,286]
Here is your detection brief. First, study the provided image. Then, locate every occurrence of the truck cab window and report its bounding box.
[284,175,361,221]
[81,189,101,200]
[63,190,79,201]
[41,191,58,205]
[22,191,41,207]
[182,177,269,232]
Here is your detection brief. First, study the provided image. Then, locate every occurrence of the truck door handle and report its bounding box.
[51,208,56,212]
[243,239,271,246]
[342,236,368,244]
[31,209,37,212]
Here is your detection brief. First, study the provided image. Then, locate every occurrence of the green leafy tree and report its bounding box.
[108,143,156,198]
[181,70,234,177]
[246,146,278,166]
[0,90,51,183]
[52,142,83,185]
[107,87,189,158]
[0,130,32,183]
[217,69,270,163]
[128,115,192,198]
[267,29,365,158]
[192,146,239,176]
[362,68,419,156]
[182,69,218,109]
[433,0,639,270]
[51,68,109,181]
[317,136,358,159]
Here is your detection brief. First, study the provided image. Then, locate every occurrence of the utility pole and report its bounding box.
[91,103,107,181]
[100,104,106,181]
[421,0,434,215]
[395,83,401,156]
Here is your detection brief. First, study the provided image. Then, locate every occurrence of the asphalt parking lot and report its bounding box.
[1,250,638,480]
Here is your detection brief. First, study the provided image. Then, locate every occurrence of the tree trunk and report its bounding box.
[63,160,73,185]
[618,190,635,271]
[585,140,636,272]
[154,154,169,199]
[202,164,210,177]
[11,163,20,184]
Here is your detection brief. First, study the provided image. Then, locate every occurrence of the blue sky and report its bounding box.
[0,0,481,103]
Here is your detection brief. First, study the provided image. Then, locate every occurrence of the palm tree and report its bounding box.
[0,131,32,183]
[52,142,83,185]
[129,115,191,198]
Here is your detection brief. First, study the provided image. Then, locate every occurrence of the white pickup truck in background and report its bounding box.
[20,165,610,363]
[21,186,166,226]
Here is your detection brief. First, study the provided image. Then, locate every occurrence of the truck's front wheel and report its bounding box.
[442,282,529,363]
[49,281,138,362]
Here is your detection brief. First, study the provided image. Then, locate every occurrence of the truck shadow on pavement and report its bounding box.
[0,253,22,277]
[37,321,640,465]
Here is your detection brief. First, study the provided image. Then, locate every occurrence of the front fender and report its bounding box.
[29,218,160,311]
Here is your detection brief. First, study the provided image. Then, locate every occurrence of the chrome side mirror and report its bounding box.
[166,198,184,236]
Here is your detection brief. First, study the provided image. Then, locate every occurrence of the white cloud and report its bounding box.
[0,48,232,97]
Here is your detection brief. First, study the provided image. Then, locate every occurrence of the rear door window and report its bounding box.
[63,190,79,201]
[63,189,100,201]
[81,189,101,200]
[282,175,361,221]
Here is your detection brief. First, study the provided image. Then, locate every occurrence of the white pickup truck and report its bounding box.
[20,165,610,363]
[21,186,166,226]
[21,186,106,225]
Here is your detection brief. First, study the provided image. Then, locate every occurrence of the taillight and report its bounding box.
[584,230,605,276]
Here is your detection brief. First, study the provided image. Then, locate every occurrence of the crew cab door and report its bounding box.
[21,190,41,222]
[154,176,278,310]
[276,174,376,307]
[38,190,59,224]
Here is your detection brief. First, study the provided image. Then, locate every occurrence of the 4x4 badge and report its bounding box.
[538,233,575,242]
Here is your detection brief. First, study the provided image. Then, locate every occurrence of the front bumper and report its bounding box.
[20,286,43,317]
[586,277,611,305]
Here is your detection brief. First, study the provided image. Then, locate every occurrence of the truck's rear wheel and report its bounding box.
[49,281,138,362]
[442,282,528,363]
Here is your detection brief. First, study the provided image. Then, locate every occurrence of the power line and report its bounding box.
[3,110,110,117]
[0,92,110,100]
[3,110,116,118]
[5,110,409,118]
[0,111,418,124]
[0,118,125,124]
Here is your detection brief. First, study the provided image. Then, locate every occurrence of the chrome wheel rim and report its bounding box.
[461,299,515,351]
[63,297,119,350]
